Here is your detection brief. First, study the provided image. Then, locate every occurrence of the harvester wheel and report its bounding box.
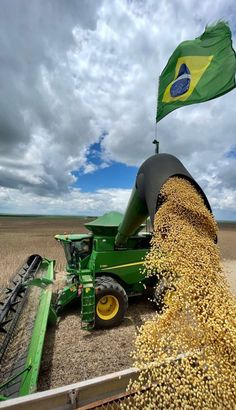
[95,277,128,328]
[153,279,176,312]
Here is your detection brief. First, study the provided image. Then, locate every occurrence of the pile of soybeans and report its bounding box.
[122,177,236,409]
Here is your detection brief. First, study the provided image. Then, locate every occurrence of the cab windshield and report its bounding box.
[62,237,92,265]
[72,238,92,259]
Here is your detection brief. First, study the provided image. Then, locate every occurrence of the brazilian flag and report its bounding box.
[156,22,236,122]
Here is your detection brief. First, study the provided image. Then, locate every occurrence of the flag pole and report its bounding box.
[152,137,159,154]
[153,76,159,154]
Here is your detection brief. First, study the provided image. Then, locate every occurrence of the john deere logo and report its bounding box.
[170,63,191,97]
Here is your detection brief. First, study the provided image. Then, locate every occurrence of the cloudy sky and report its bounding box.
[0,0,236,220]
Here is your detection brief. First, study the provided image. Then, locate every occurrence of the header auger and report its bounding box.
[0,256,55,400]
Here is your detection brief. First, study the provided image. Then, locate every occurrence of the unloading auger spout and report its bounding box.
[115,153,212,247]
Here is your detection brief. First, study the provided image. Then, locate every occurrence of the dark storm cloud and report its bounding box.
[0,0,102,188]
[0,164,71,196]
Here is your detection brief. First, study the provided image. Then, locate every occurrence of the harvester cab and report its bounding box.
[55,234,93,270]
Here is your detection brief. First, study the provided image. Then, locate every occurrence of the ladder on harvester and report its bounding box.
[80,270,95,330]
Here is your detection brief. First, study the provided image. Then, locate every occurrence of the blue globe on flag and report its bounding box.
[170,63,191,97]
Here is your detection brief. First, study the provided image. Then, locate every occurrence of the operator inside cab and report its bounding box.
[74,239,91,259]
[80,241,90,258]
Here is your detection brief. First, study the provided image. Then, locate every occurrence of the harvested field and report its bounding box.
[38,297,155,391]
[0,216,235,289]
[0,216,92,289]
[0,216,235,392]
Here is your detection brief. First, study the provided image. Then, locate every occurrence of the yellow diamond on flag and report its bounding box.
[162,55,213,103]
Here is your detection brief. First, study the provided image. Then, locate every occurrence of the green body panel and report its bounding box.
[48,305,57,324]
[115,189,148,246]
[84,211,123,236]
[18,258,56,396]
[56,283,78,309]
[84,211,144,237]
[93,249,146,285]
[89,234,149,287]
[55,233,92,241]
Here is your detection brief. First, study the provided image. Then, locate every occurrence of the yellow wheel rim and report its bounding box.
[96,295,119,320]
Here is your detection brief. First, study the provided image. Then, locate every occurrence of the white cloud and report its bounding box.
[0,0,236,218]
[0,186,131,216]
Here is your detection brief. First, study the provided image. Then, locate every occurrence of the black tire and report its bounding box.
[96,275,117,285]
[95,276,128,329]
[153,279,176,312]
[152,280,167,312]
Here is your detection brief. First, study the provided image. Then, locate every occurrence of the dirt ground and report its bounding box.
[218,222,236,296]
[38,297,155,391]
[0,217,235,391]
[0,216,92,288]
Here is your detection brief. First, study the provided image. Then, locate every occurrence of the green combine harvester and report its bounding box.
[0,152,212,401]
[55,211,152,330]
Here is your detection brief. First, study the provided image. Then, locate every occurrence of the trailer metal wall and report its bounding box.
[0,368,138,410]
